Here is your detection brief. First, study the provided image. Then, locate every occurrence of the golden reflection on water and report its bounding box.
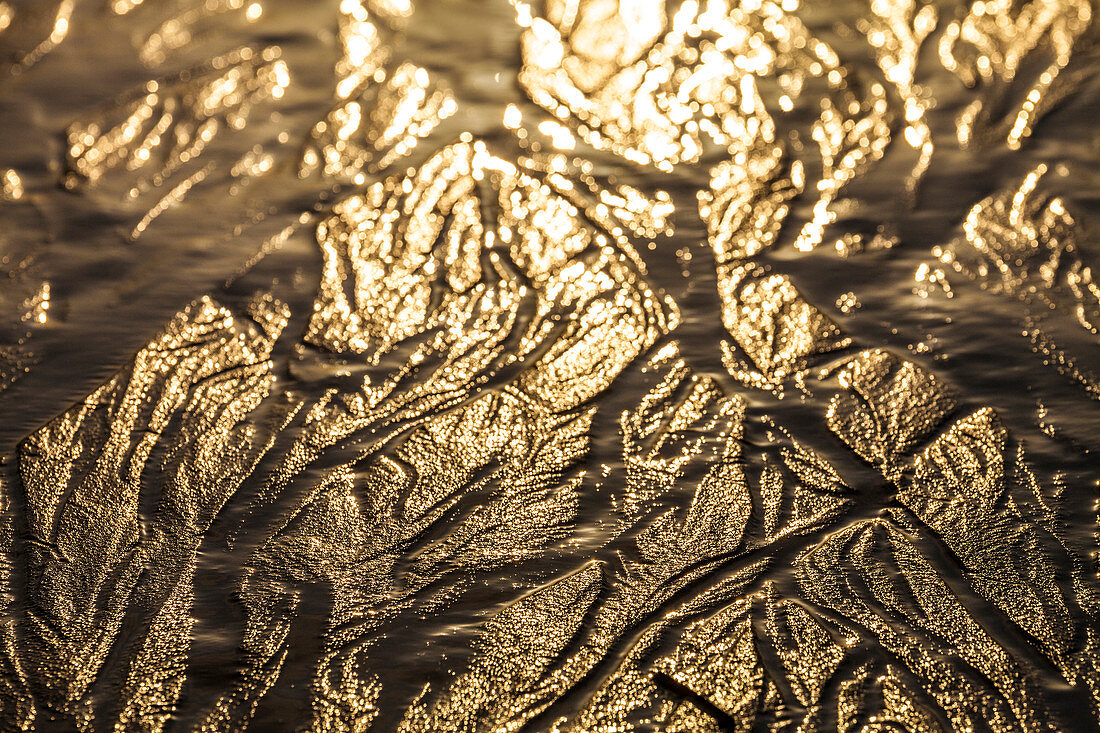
[943,0,1092,150]
[516,0,839,170]
[1,0,1100,730]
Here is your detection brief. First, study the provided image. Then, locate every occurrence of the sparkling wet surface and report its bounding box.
[2,0,1100,730]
